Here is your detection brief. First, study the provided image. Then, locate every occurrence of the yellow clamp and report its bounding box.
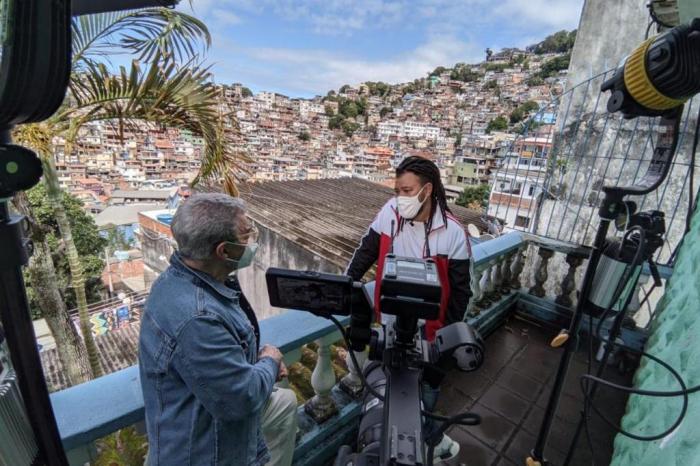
[526,457,542,466]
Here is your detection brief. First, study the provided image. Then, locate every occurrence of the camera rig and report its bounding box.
[266,255,485,466]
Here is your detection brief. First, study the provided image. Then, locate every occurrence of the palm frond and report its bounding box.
[60,56,248,195]
[72,8,211,68]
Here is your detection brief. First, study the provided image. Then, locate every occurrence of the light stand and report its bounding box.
[527,108,682,466]
[0,130,68,465]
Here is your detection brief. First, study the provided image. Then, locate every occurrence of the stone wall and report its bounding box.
[610,197,700,465]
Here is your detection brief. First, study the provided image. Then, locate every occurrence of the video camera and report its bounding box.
[266,255,485,466]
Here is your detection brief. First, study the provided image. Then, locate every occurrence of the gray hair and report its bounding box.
[171,193,247,260]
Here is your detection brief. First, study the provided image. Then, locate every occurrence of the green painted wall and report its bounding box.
[611,201,700,466]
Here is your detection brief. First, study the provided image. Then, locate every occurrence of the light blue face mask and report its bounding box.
[224,242,259,271]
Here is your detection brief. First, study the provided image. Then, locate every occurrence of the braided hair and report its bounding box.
[396,156,451,235]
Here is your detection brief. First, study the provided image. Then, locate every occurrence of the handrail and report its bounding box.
[50,310,348,451]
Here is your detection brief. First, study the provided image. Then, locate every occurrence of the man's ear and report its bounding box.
[214,242,229,261]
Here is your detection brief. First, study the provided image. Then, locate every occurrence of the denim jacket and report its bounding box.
[139,252,278,466]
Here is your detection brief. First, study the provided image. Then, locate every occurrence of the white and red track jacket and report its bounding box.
[346,198,472,341]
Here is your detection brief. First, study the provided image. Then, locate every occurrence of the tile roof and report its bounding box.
[237,178,493,270]
[40,323,140,392]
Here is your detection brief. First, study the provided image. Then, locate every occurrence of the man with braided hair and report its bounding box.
[346,155,472,463]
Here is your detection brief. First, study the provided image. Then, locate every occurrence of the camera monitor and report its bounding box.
[380,255,442,320]
[266,268,353,317]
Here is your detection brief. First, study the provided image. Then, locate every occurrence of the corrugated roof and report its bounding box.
[94,203,164,227]
[237,178,492,270]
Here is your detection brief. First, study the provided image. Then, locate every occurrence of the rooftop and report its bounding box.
[238,178,492,270]
[111,189,174,200]
[94,203,164,227]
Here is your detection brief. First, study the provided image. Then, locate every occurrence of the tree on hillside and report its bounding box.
[23,184,108,314]
[510,100,539,124]
[15,8,230,384]
[456,184,491,211]
[241,86,253,97]
[534,53,571,80]
[485,48,493,61]
[486,116,508,133]
[430,66,448,77]
[528,30,577,54]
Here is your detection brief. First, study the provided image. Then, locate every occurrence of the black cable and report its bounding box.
[572,226,647,463]
[645,20,654,39]
[328,315,385,402]
[647,1,674,29]
[327,314,481,466]
[579,339,689,441]
[685,104,700,234]
[426,412,481,465]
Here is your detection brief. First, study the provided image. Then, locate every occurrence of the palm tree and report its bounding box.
[14,8,248,383]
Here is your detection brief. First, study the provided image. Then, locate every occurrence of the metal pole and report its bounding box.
[529,193,617,464]
[0,202,69,466]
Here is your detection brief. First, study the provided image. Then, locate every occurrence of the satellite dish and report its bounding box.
[467,224,481,238]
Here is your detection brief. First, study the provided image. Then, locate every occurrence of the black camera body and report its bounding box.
[266,255,484,466]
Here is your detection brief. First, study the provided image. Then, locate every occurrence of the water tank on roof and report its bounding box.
[157,213,173,225]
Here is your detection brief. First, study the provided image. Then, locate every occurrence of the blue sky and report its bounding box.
[182,0,585,98]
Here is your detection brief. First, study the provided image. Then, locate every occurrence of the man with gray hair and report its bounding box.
[139,193,297,466]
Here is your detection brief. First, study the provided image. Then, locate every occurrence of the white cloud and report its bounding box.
[496,0,584,30]
[212,9,243,26]
[229,34,482,95]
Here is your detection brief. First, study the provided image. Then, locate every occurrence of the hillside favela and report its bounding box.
[3,1,700,466]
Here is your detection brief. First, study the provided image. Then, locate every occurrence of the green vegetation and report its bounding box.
[528,30,577,54]
[483,79,499,90]
[380,106,392,118]
[450,64,483,83]
[429,66,449,77]
[456,184,491,211]
[324,104,335,116]
[103,225,133,251]
[339,84,351,93]
[298,131,311,141]
[526,76,545,86]
[326,96,368,136]
[94,427,148,466]
[341,120,360,137]
[364,81,391,97]
[401,78,427,95]
[24,184,107,316]
[509,100,539,124]
[486,116,508,133]
[240,86,252,97]
[484,62,509,72]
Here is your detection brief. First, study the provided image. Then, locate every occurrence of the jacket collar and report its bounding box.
[169,252,238,300]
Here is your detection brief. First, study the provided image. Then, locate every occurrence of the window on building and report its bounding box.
[457,176,464,183]
[515,215,530,228]
[528,185,535,196]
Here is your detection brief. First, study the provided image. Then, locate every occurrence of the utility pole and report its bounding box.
[105,246,113,298]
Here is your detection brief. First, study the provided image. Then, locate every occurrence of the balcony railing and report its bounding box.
[47,231,658,465]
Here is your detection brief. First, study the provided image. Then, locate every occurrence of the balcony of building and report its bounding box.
[4,224,693,465]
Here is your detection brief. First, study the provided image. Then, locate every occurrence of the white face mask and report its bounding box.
[397,185,427,220]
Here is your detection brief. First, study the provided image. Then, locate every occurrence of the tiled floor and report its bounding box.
[435,315,635,466]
